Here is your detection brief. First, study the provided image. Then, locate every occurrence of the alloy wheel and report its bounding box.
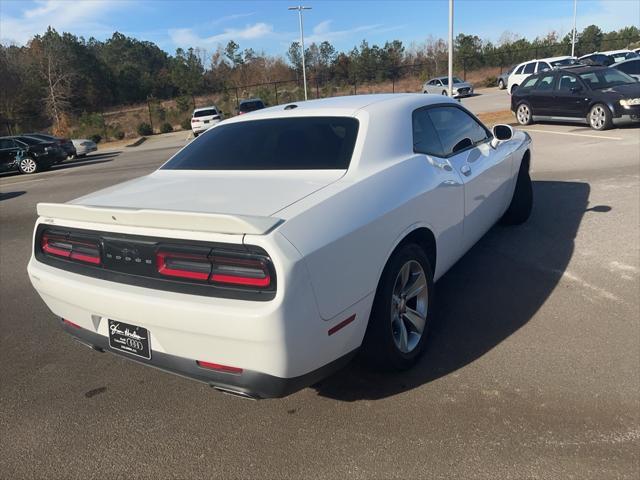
[517,104,530,124]
[390,260,428,354]
[590,105,606,129]
[20,158,37,174]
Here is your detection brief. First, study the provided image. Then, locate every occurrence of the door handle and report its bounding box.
[426,156,452,171]
[460,164,472,176]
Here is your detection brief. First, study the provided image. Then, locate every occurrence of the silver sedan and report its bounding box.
[422,76,474,98]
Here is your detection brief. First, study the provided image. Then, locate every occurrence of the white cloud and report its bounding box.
[304,20,391,44]
[0,0,122,45]
[168,22,274,49]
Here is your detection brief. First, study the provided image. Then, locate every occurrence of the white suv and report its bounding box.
[191,106,223,137]
[507,56,576,94]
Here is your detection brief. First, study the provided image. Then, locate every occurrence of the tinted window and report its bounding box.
[537,62,551,72]
[579,68,635,89]
[426,107,489,156]
[557,74,579,91]
[16,136,43,145]
[412,109,445,157]
[0,138,15,149]
[617,60,640,75]
[239,101,264,112]
[521,76,539,90]
[193,109,218,117]
[551,58,576,67]
[535,74,555,91]
[523,62,536,74]
[162,117,359,170]
[439,77,464,85]
[515,64,525,75]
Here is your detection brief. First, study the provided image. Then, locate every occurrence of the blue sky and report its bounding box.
[1,0,638,55]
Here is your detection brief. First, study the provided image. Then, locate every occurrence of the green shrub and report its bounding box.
[114,130,125,140]
[180,118,192,130]
[176,96,192,112]
[160,122,173,134]
[90,134,102,144]
[137,122,153,136]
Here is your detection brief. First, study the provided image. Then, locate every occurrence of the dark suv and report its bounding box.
[237,98,266,115]
[0,136,63,174]
[511,65,640,130]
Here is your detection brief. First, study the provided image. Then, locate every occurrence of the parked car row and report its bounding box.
[510,64,640,130]
[0,134,98,175]
[499,49,640,91]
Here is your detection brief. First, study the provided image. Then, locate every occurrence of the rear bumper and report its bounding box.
[62,320,356,398]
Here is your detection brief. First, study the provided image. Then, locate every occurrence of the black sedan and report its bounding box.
[25,133,76,161]
[0,136,63,174]
[511,65,640,130]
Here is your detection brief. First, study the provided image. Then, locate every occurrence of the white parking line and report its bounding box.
[523,128,622,140]
[0,177,48,187]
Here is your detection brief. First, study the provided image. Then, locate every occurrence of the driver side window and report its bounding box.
[416,106,489,157]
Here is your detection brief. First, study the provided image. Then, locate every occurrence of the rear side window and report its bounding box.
[537,62,551,72]
[523,62,536,74]
[514,64,525,75]
[412,109,445,157]
[418,106,489,157]
[535,75,555,91]
[163,117,359,170]
[193,109,217,117]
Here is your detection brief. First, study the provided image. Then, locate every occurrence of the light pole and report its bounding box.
[571,0,578,57]
[448,0,454,97]
[289,5,312,101]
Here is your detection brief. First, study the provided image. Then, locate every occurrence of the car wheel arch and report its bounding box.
[376,225,437,290]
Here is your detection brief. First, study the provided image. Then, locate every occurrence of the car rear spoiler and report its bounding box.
[36,203,283,235]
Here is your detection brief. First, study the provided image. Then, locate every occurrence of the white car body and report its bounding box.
[28,94,532,398]
[191,106,223,136]
[508,56,576,94]
[595,49,639,63]
[71,139,97,156]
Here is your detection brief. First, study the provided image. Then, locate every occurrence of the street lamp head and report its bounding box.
[288,6,312,10]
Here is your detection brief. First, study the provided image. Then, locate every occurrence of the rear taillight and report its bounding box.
[156,249,272,289]
[41,234,101,265]
[191,118,197,123]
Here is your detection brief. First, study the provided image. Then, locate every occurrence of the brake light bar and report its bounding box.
[196,360,243,374]
[41,234,101,265]
[156,251,211,280]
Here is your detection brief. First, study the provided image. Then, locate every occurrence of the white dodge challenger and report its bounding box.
[28,94,532,399]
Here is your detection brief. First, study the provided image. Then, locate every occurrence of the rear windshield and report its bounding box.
[550,58,576,67]
[193,109,217,117]
[239,101,264,111]
[162,117,359,170]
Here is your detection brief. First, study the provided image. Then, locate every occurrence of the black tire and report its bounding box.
[441,90,448,96]
[498,79,505,90]
[500,157,533,225]
[588,103,613,131]
[17,156,40,174]
[193,132,199,137]
[515,101,533,126]
[361,243,434,371]
[510,84,519,95]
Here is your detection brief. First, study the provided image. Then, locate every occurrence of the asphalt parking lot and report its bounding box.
[1,113,638,478]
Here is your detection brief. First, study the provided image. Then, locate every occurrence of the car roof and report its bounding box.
[599,49,634,55]
[220,94,461,125]
[517,55,574,66]
[193,106,218,112]
[239,98,264,104]
[616,57,640,65]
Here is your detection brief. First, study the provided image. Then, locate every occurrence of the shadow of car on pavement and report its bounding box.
[313,180,605,401]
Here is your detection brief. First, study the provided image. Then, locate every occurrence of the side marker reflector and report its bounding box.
[328,314,356,336]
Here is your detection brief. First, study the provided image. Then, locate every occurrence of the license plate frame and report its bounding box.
[108,319,151,360]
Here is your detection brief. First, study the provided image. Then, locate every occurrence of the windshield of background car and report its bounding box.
[439,77,464,85]
[239,101,265,111]
[193,109,217,117]
[162,117,359,170]
[579,69,636,89]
